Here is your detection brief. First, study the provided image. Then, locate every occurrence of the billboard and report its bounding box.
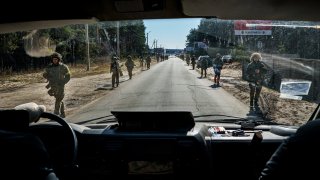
[194,42,208,49]
[185,46,194,52]
[234,20,272,35]
[279,80,312,100]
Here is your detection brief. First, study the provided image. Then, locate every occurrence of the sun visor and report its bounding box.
[0,19,97,34]
[114,0,164,12]
[181,0,320,21]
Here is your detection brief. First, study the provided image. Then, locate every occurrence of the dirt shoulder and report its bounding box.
[195,61,317,126]
[0,59,158,117]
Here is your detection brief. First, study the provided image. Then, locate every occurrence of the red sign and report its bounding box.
[234,20,272,35]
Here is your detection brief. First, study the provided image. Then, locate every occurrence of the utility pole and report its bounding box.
[117,21,120,57]
[146,31,151,54]
[155,39,158,56]
[85,24,90,71]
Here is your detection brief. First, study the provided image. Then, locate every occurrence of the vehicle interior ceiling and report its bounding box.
[2,0,320,180]
[1,0,320,32]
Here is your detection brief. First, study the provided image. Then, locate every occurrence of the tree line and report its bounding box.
[0,20,147,73]
[186,18,320,60]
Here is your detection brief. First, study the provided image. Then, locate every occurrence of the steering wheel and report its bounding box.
[40,112,78,168]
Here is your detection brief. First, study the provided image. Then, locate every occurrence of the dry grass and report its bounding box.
[0,58,143,90]
[0,62,109,90]
[69,63,110,78]
[220,62,317,126]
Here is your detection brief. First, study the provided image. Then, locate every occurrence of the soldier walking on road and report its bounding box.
[139,55,144,69]
[186,54,190,66]
[246,52,267,109]
[191,55,196,70]
[43,52,70,118]
[146,55,151,69]
[110,55,120,88]
[125,55,135,79]
[213,53,224,86]
[200,57,208,78]
[156,53,160,63]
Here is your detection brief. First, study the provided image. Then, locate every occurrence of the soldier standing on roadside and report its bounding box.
[146,55,151,69]
[191,55,196,70]
[246,52,267,109]
[186,54,190,66]
[200,57,208,78]
[156,53,160,63]
[125,55,135,79]
[43,52,70,118]
[213,53,224,86]
[139,55,144,69]
[110,55,120,88]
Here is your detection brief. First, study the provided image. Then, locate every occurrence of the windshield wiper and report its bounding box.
[193,114,249,121]
[76,115,117,125]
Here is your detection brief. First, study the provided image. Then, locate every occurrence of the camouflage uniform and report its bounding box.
[180,54,184,60]
[146,56,151,69]
[43,53,70,117]
[186,55,190,66]
[246,53,267,107]
[125,56,135,79]
[110,56,120,88]
[200,57,208,78]
[191,56,196,70]
[139,56,144,68]
[213,54,223,85]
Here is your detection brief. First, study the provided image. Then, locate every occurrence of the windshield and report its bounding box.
[0,18,318,126]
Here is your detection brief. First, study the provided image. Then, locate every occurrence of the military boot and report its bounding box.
[60,102,65,118]
[250,94,254,109]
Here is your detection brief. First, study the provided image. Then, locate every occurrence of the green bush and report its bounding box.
[231,45,250,62]
[207,47,230,57]
[235,55,250,62]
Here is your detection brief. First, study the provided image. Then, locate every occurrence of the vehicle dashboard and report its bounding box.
[29,120,293,180]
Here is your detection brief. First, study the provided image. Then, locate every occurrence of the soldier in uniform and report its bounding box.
[246,52,267,109]
[191,55,196,70]
[213,53,224,86]
[139,55,144,69]
[200,57,208,78]
[156,53,160,63]
[110,55,120,88]
[146,55,151,69]
[43,52,70,118]
[186,54,190,66]
[125,55,135,79]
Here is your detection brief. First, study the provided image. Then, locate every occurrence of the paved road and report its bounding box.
[67,57,249,124]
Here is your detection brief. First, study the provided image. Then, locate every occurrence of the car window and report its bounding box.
[0,18,318,127]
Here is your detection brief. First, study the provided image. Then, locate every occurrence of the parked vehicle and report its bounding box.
[196,55,213,68]
[222,55,233,63]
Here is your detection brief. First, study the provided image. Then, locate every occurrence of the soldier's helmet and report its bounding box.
[51,52,62,62]
[112,55,118,61]
[250,52,262,62]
